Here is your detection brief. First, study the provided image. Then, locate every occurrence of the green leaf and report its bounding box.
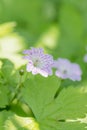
[0,111,40,130]
[0,84,9,108]
[0,59,20,107]
[42,86,87,119]
[39,119,87,130]
[1,58,14,80]
[0,111,12,130]
[10,100,34,117]
[22,75,60,120]
[21,75,87,130]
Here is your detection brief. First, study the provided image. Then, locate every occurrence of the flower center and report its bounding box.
[34,59,40,67]
[63,70,67,74]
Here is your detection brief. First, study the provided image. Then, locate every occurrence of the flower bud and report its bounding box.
[19,69,24,76]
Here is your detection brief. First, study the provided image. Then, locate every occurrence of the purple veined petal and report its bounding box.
[31,66,49,77]
[71,64,82,75]
[23,56,31,60]
[23,50,30,54]
[26,61,34,72]
[55,70,69,79]
[36,48,44,55]
[43,67,53,76]
[38,48,44,54]
[53,58,71,69]
[31,47,44,55]
[47,68,53,75]
[38,69,48,77]
[69,75,81,81]
[32,67,39,75]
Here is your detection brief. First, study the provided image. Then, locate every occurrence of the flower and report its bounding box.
[53,58,82,81]
[83,54,87,62]
[23,47,53,77]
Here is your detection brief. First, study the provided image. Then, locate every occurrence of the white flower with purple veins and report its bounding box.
[23,47,53,77]
[53,58,82,81]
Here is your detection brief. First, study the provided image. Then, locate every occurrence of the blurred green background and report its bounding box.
[0,0,87,79]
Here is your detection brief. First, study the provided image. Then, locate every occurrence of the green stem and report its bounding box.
[10,74,23,104]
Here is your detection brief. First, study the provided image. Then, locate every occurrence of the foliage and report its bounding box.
[0,0,87,130]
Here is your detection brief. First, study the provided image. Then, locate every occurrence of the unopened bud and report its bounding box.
[19,69,24,76]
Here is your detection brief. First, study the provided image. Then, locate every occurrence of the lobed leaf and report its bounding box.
[0,111,39,130]
[21,75,87,130]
